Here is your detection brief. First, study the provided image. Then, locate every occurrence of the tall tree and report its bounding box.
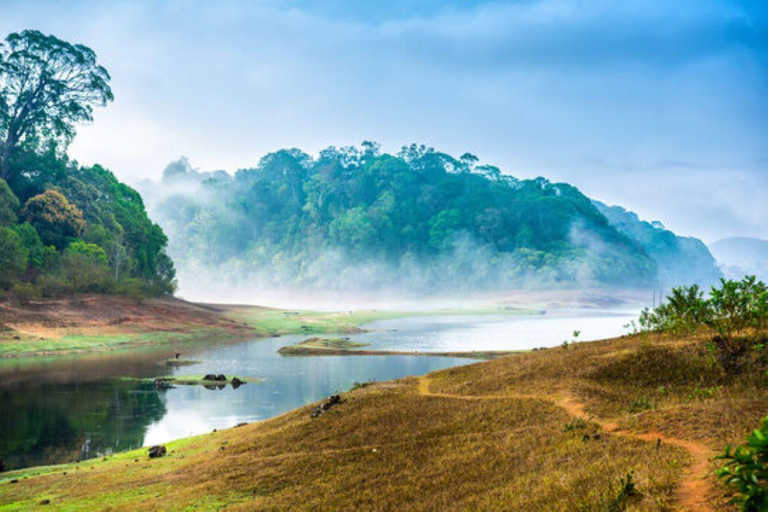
[0,30,113,180]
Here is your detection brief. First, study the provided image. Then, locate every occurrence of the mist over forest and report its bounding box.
[139,143,722,300]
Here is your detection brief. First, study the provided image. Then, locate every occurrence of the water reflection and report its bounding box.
[0,309,637,471]
[0,380,166,470]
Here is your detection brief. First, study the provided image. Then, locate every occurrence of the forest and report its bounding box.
[144,145,720,294]
[0,30,176,298]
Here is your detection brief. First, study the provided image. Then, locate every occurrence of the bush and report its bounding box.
[11,281,41,304]
[639,284,710,334]
[640,276,768,376]
[716,417,768,511]
[0,226,28,288]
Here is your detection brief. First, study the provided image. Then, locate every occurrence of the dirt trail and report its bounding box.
[417,376,713,511]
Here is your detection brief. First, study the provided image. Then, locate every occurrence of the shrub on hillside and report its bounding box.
[639,276,768,375]
[717,416,768,511]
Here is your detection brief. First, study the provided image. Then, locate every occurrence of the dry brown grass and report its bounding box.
[1,331,764,510]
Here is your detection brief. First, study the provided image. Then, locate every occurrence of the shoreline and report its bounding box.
[0,329,757,510]
[0,295,539,360]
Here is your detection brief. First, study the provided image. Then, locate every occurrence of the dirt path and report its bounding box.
[417,376,713,511]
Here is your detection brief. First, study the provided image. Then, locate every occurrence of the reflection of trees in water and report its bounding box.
[0,380,167,470]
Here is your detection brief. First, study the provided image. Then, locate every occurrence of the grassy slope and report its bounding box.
[0,296,258,357]
[1,332,763,510]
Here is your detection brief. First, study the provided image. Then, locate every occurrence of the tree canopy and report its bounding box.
[144,144,669,293]
[0,29,113,183]
[0,30,174,298]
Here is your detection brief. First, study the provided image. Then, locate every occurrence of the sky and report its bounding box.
[1,0,766,243]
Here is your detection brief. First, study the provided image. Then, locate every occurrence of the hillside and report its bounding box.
[594,201,722,288]
[709,237,768,281]
[0,295,253,357]
[142,147,661,295]
[1,330,762,510]
[0,30,176,301]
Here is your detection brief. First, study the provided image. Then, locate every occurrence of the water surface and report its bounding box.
[0,308,636,471]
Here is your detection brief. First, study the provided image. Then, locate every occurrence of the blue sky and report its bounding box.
[1,0,766,242]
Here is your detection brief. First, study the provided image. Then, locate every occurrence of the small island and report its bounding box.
[124,374,261,387]
[278,337,518,360]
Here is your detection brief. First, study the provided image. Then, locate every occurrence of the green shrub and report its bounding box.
[716,417,768,511]
[639,276,768,376]
[11,281,41,304]
[0,226,28,288]
[639,284,710,334]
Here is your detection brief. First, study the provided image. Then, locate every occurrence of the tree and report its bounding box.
[0,30,113,180]
[20,189,84,249]
[11,222,44,268]
[0,177,19,225]
[0,226,28,288]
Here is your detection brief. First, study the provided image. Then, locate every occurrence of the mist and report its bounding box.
[138,145,721,304]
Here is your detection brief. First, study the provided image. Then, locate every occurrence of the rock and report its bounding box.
[203,374,217,381]
[40,499,50,505]
[231,377,244,388]
[10,479,18,484]
[148,445,167,458]
[215,374,227,381]
[310,394,344,418]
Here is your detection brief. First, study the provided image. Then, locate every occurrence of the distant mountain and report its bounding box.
[593,201,721,288]
[709,237,768,281]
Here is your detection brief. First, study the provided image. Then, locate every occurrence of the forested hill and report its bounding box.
[0,30,175,299]
[143,144,673,294]
[594,202,721,288]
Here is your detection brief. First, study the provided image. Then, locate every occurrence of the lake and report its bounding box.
[0,308,638,471]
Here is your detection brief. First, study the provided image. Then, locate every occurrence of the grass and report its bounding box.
[222,305,537,337]
[2,330,762,509]
[0,327,241,358]
[0,298,537,358]
[278,337,371,354]
[0,296,254,358]
[277,337,519,359]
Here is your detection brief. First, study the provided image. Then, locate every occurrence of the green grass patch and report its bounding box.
[225,305,538,337]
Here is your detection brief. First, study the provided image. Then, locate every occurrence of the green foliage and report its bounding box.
[709,276,768,342]
[0,30,175,299]
[0,177,19,225]
[639,284,710,334]
[639,276,768,375]
[11,222,45,268]
[20,189,84,249]
[0,226,27,288]
[640,277,768,340]
[716,417,768,511]
[594,201,721,288]
[65,240,108,265]
[0,29,112,182]
[607,472,639,511]
[149,144,658,291]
